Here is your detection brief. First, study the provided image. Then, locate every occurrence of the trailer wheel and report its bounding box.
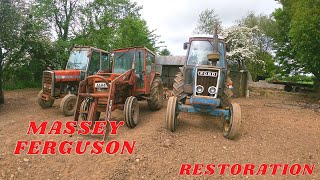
[223,102,241,140]
[165,96,178,132]
[124,96,139,128]
[60,94,77,116]
[173,72,187,103]
[147,77,164,110]
[79,98,100,121]
[37,90,55,109]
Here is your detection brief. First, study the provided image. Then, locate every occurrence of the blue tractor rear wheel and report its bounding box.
[223,102,241,139]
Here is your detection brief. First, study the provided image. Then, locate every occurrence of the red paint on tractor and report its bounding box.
[53,69,81,82]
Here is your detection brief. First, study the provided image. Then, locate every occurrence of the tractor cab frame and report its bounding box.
[38,46,112,116]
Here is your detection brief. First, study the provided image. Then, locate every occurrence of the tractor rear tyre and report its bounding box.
[173,72,186,103]
[147,77,164,110]
[60,94,77,116]
[165,96,178,132]
[124,96,139,128]
[223,102,241,140]
[37,90,55,109]
[79,97,101,121]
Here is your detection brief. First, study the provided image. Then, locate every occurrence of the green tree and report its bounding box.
[114,15,157,51]
[33,0,80,41]
[272,0,298,76]
[73,0,143,51]
[159,48,171,56]
[193,9,222,34]
[273,0,320,87]
[0,0,22,103]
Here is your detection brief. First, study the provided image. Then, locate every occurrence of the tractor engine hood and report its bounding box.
[52,70,82,82]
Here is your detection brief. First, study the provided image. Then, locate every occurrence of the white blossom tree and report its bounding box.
[222,26,265,77]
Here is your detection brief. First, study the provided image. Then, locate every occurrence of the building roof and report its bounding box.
[155,56,185,66]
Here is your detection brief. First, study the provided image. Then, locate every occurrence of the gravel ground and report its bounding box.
[0,88,319,179]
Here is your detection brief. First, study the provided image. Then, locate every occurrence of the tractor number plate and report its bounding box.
[198,71,218,77]
[95,82,108,88]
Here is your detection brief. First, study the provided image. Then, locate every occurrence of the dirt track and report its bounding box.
[0,88,319,179]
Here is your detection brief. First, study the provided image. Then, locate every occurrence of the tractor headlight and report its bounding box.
[196,85,204,94]
[208,86,217,95]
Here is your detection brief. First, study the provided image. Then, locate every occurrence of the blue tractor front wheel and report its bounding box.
[165,96,178,132]
[223,102,241,139]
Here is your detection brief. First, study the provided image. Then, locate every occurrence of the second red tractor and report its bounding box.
[74,47,163,138]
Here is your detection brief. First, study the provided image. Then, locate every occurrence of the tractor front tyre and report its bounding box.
[60,94,77,116]
[173,72,186,103]
[223,102,241,140]
[124,96,139,128]
[79,97,101,121]
[37,90,55,109]
[165,96,178,132]
[147,77,164,110]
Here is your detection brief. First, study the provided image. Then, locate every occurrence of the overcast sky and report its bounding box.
[132,0,281,55]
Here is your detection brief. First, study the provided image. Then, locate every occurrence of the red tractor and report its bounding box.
[74,47,163,138]
[38,46,112,116]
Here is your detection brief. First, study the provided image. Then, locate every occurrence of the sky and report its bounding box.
[132,0,282,55]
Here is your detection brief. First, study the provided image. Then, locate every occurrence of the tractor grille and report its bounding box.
[195,68,220,97]
[42,71,53,95]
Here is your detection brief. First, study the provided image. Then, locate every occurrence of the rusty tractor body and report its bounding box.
[74,47,163,139]
[38,46,112,116]
[165,28,242,140]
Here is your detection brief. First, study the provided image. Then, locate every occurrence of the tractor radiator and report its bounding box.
[195,67,220,98]
[42,71,53,96]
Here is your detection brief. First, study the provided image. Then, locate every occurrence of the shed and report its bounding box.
[156,56,185,89]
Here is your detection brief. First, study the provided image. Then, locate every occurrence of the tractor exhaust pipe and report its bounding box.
[207,25,221,62]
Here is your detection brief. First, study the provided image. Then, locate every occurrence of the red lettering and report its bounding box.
[42,141,57,154]
[179,164,192,175]
[75,141,91,154]
[13,141,28,154]
[48,121,62,134]
[302,164,315,175]
[63,122,77,135]
[218,164,230,175]
[91,141,104,154]
[230,164,242,175]
[109,121,125,135]
[243,164,254,175]
[78,122,91,135]
[270,164,282,175]
[92,121,107,135]
[282,164,289,175]
[192,164,204,175]
[59,141,73,155]
[205,164,215,175]
[27,141,42,154]
[27,121,47,134]
[290,164,301,175]
[120,141,135,154]
[256,164,268,175]
[106,141,120,154]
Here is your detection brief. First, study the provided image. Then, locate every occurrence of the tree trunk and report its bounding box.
[0,48,4,104]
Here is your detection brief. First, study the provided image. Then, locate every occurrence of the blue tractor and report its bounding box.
[165,29,241,139]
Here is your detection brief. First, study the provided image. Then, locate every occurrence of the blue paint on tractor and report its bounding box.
[177,103,230,120]
[190,96,220,107]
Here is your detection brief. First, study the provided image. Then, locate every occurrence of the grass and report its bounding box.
[3,81,41,90]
